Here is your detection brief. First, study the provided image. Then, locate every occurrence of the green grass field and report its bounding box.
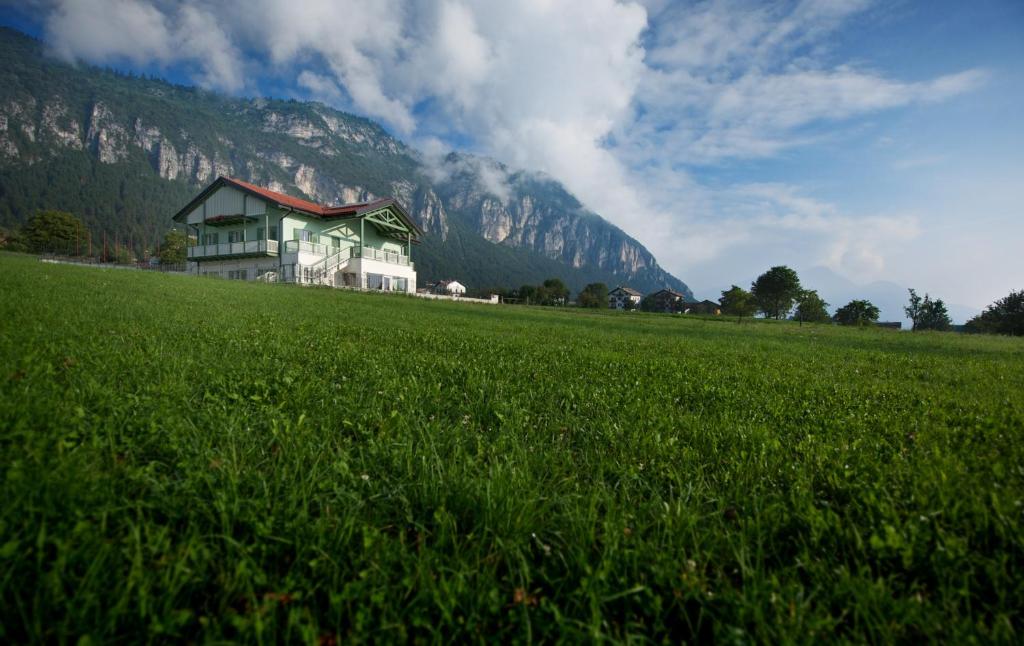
[1,252,1022,643]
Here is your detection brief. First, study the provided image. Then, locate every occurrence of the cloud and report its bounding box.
[297,71,345,104]
[44,0,246,91]
[29,0,997,304]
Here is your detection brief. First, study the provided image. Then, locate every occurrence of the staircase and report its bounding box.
[302,248,352,286]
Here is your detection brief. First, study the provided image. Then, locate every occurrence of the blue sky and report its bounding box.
[2,0,1022,315]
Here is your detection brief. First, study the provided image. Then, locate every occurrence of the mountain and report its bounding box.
[799,266,980,326]
[0,28,690,297]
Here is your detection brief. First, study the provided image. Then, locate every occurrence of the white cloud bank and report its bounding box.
[36,0,1001,304]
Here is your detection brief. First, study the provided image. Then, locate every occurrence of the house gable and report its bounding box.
[177,183,270,226]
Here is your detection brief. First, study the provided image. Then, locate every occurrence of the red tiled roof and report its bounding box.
[222,176,330,215]
[223,177,406,222]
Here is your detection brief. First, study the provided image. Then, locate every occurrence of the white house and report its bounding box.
[608,286,642,309]
[172,176,422,293]
[432,280,467,296]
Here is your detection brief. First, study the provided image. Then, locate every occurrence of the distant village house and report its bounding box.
[648,288,687,313]
[608,286,643,309]
[683,300,722,315]
[430,280,467,297]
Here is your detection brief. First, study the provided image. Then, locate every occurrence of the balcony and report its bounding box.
[188,239,278,260]
[283,240,331,256]
[352,246,412,267]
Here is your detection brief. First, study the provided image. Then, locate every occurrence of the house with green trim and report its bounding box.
[172,176,421,292]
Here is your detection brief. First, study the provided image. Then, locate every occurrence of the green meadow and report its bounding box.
[1,252,1022,643]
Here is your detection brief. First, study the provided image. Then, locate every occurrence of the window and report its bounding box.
[366,273,384,290]
[203,232,219,245]
[269,226,278,241]
[298,230,313,242]
[394,277,407,292]
[331,236,340,248]
[382,276,391,291]
[228,231,243,244]
[227,269,248,280]
[256,227,264,240]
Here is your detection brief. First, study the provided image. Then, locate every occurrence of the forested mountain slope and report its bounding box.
[0,28,690,296]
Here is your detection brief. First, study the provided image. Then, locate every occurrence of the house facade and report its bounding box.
[172,176,421,293]
[648,289,686,313]
[683,299,722,315]
[608,286,642,309]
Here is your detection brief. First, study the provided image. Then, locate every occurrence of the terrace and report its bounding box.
[187,239,279,260]
[185,239,412,267]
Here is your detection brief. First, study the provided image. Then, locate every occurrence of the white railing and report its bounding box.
[283,240,330,256]
[353,247,411,267]
[187,239,279,259]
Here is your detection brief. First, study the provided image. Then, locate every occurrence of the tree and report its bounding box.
[833,300,880,326]
[542,278,569,306]
[518,284,538,305]
[904,288,952,331]
[793,289,831,324]
[577,282,608,308]
[965,289,1024,336]
[159,228,187,264]
[112,246,135,265]
[0,226,28,252]
[719,285,757,320]
[639,294,658,312]
[751,266,802,319]
[23,209,84,255]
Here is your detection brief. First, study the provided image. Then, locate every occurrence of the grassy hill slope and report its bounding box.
[1,252,1022,642]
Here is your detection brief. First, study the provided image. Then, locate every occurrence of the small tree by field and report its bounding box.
[112,246,135,265]
[752,265,802,319]
[542,278,570,306]
[905,288,952,331]
[517,279,570,306]
[518,284,538,304]
[23,209,85,255]
[576,282,608,308]
[720,285,757,321]
[965,289,1024,336]
[794,289,831,324]
[833,300,880,326]
[639,294,658,312]
[0,226,28,252]
[159,228,187,264]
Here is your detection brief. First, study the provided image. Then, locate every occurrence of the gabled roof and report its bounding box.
[610,286,643,297]
[651,289,685,299]
[684,299,721,307]
[173,176,423,236]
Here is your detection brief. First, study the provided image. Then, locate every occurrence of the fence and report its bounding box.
[40,255,187,273]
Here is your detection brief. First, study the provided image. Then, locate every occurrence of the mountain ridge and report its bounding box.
[0,27,691,297]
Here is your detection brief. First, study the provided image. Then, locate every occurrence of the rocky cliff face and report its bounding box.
[434,154,687,292]
[0,27,689,295]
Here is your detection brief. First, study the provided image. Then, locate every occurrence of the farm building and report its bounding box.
[609,286,643,309]
[647,289,687,313]
[683,300,722,315]
[431,280,467,296]
[172,176,421,292]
